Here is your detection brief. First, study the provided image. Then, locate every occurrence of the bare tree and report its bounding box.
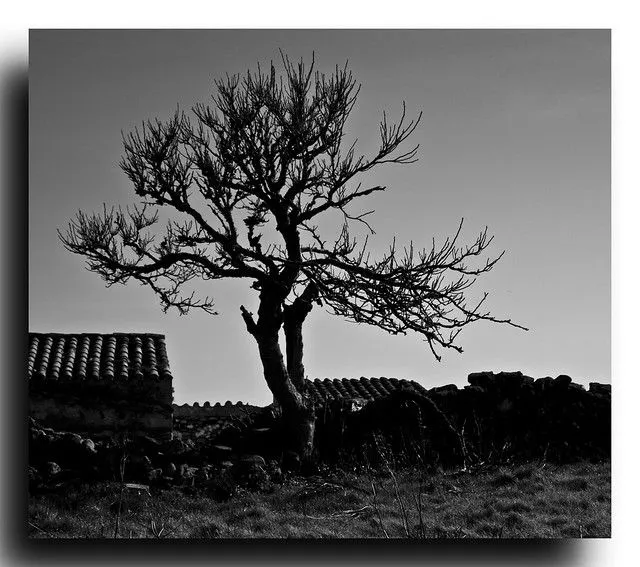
[60,55,525,459]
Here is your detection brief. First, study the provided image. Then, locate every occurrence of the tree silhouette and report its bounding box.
[60,55,525,458]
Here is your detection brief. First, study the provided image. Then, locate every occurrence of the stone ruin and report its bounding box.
[28,332,174,440]
[311,373,610,466]
[28,354,611,496]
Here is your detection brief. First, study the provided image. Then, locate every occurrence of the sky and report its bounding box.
[29,30,610,406]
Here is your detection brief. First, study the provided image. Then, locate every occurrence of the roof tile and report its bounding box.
[306,377,429,403]
[28,332,172,383]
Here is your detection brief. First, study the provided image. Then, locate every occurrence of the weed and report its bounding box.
[28,461,610,539]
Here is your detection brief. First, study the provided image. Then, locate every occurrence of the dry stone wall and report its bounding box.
[410,372,609,463]
[313,372,610,465]
[172,401,263,444]
[28,333,175,440]
[29,375,173,439]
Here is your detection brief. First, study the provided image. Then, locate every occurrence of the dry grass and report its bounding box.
[28,460,610,539]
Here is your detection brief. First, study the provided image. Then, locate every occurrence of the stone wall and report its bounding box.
[368,372,608,463]
[426,371,611,462]
[29,375,173,439]
[312,372,610,465]
[172,401,262,443]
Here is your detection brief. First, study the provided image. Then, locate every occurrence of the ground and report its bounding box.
[28,460,610,539]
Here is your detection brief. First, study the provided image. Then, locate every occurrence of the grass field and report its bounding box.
[28,460,610,539]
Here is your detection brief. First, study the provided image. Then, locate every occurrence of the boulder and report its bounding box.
[554,375,572,388]
[45,462,61,477]
[239,454,266,467]
[28,466,42,489]
[468,371,495,389]
[63,432,83,447]
[589,383,611,396]
[232,460,269,490]
[463,385,485,396]
[146,468,162,482]
[534,377,554,391]
[430,384,459,394]
[195,468,210,483]
[282,450,301,473]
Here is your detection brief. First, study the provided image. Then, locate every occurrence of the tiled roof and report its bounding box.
[305,377,430,403]
[172,402,262,418]
[27,332,172,382]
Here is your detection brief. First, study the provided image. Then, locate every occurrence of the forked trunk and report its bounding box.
[242,285,316,461]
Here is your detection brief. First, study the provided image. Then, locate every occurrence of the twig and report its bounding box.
[28,521,54,537]
[414,490,425,539]
[113,438,129,539]
[304,505,373,520]
[370,481,389,538]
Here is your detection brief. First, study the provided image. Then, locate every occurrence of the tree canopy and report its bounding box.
[60,55,524,365]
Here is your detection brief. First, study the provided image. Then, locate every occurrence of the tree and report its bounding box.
[60,55,525,459]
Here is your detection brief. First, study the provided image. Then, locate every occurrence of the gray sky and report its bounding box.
[29,30,610,405]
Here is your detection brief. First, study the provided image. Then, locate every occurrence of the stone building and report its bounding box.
[305,377,430,404]
[28,332,174,439]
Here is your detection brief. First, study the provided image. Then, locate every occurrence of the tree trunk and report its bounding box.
[241,284,316,460]
[283,282,318,393]
[283,316,305,393]
[255,333,315,460]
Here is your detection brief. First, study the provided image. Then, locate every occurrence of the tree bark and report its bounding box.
[242,284,317,460]
[283,282,318,392]
[283,314,306,393]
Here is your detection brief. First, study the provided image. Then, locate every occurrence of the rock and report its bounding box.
[521,375,535,387]
[195,468,210,483]
[467,371,495,389]
[430,384,459,394]
[182,466,198,480]
[495,371,525,386]
[232,459,269,490]
[534,377,554,391]
[554,375,572,388]
[463,385,485,396]
[124,483,151,498]
[239,454,266,467]
[64,433,84,446]
[28,466,42,487]
[146,468,162,482]
[45,462,61,476]
[30,427,45,442]
[282,450,301,473]
[268,465,283,483]
[589,383,611,396]
[211,445,233,460]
